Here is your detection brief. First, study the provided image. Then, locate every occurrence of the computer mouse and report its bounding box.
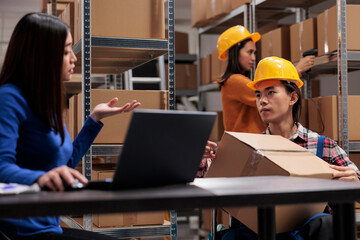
[63,178,85,191]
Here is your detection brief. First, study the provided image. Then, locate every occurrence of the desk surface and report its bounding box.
[1,176,360,218]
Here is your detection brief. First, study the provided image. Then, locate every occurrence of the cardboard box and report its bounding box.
[165,31,189,54]
[299,99,308,128]
[308,95,360,141]
[206,132,336,233]
[74,0,164,44]
[349,153,360,173]
[206,0,232,21]
[92,166,164,228]
[76,90,168,144]
[211,50,227,82]
[209,111,224,142]
[231,0,252,10]
[290,18,317,62]
[257,22,279,35]
[201,55,212,86]
[68,94,78,141]
[203,208,230,232]
[192,0,209,27]
[74,0,81,44]
[65,108,70,136]
[317,4,360,56]
[165,64,197,90]
[349,152,360,208]
[261,26,290,60]
[43,1,75,40]
[42,0,74,13]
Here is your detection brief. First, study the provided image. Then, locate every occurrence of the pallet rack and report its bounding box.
[196,0,360,155]
[61,0,179,239]
[195,0,360,239]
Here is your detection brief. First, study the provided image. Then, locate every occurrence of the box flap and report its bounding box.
[226,131,308,152]
[263,151,336,179]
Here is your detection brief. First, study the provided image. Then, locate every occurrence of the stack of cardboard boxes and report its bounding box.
[257,4,360,62]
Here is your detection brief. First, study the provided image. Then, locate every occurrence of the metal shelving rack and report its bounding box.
[304,0,360,154]
[196,0,360,154]
[196,1,360,237]
[62,0,178,239]
[165,53,198,97]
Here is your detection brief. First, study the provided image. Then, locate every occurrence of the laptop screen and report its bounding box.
[111,109,216,189]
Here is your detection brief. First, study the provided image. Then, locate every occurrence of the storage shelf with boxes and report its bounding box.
[192,0,360,236]
[53,0,178,238]
[71,0,168,74]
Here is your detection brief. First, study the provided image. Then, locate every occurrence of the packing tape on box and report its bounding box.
[211,0,216,16]
[185,64,191,77]
[241,149,308,176]
[324,9,329,54]
[241,150,264,176]
[299,22,303,60]
[269,31,273,56]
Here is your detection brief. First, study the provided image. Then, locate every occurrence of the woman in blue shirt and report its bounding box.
[0,13,140,239]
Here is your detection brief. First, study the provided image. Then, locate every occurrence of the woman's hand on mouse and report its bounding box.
[36,165,88,191]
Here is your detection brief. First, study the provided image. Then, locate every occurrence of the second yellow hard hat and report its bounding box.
[217,25,261,60]
[247,56,303,90]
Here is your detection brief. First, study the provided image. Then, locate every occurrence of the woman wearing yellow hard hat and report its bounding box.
[217,25,315,134]
[219,57,360,240]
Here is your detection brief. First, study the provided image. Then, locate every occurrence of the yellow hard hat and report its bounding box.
[247,56,303,90]
[217,25,261,60]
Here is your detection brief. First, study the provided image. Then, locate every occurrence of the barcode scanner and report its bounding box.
[302,49,318,73]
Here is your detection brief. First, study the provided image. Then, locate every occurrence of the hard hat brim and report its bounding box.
[247,78,304,91]
[250,32,261,44]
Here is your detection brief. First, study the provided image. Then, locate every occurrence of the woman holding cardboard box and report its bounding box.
[0,13,141,240]
[217,25,315,134]
[218,56,360,240]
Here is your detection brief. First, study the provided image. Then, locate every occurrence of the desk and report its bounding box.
[1,176,360,240]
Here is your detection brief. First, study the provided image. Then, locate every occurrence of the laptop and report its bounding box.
[83,109,216,190]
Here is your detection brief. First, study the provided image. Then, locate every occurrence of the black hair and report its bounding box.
[281,81,302,124]
[218,38,252,88]
[0,13,70,144]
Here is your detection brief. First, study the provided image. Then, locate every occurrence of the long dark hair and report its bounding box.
[218,38,252,88]
[0,13,69,144]
[281,81,302,124]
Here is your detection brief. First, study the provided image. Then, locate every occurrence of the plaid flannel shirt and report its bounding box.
[265,123,360,179]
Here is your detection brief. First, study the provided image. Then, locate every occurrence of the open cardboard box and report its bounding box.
[206,131,337,233]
